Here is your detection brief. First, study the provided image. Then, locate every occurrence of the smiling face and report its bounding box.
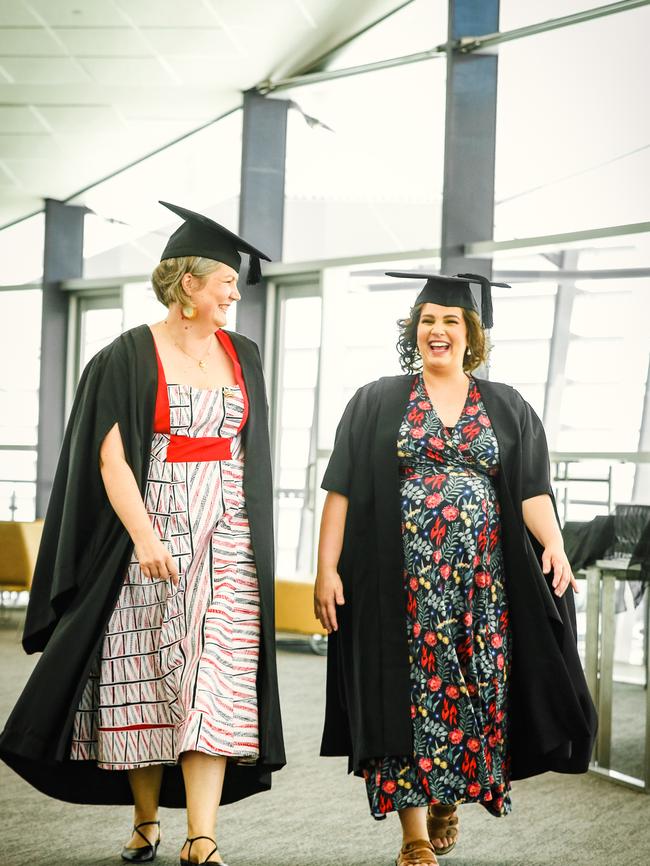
[183,262,241,326]
[416,303,468,373]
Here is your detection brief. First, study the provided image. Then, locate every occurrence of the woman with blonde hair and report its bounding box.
[0,202,285,865]
[315,272,596,866]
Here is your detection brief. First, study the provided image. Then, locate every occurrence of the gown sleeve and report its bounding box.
[320,387,365,497]
[517,392,554,501]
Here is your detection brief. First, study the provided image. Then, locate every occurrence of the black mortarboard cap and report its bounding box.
[384,271,510,328]
[159,200,271,285]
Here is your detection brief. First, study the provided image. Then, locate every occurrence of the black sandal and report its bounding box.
[121,820,161,862]
[180,835,228,866]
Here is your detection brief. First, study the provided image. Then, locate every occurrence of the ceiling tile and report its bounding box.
[0,161,22,188]
[0,134,54,158]
[79,56,174,85]
[0,105,48,133]
[118,101,214,122]
[0,2,40,26]
[141,27,237,56]
[54,27,150,57]
[0,27,65,55]
[0,56,90,83]
[215,0,298,29]
[27,0,127,27]
[35,104,121,133]
[165,56,247,87]
[117,0,218,28]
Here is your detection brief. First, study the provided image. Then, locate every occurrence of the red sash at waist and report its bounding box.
[166,434,232,463]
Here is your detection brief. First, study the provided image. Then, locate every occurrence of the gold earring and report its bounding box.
[181,304,197,320]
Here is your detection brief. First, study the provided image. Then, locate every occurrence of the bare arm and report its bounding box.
[100,423,179,585]
[522,493,577,597]
[314,491,348,633]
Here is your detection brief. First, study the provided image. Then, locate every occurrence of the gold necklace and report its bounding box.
[173,335,214,372]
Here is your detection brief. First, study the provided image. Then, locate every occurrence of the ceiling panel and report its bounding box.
[0,28,65,55]
[27,0,128,28]
[0,134,54,158]
[220,0,307,29]
[0,0,408,228]
[118,0,221,28]
[141,27,237,56]
[0,105,47,133]
[0,56,90,84]
[79,56,174,85]
[54,27,150,56]
[35,104,123,133]
[0,1,40,26]
[164,57,251,87]
[0,162,22,188]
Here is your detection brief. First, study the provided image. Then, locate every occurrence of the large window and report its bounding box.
[282,57,445,263]
[494,4,650,239]
[0,289,42,520]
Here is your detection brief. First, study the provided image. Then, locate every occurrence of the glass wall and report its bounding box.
[0,214,44,286]
[271,281,321,579]
[494,4,650,239]
[322,0,447,69]
[282,57,446,262]
[489,273,557,417]
[500,1,607,30]
[0,288,42,520]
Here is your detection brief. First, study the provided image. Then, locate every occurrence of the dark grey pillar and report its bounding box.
[238,89,289,352]
[36,198,85,516]
[441,1,500,314]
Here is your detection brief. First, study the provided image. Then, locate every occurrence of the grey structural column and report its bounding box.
[35,198,85,516]
[441,0,500,320]
[238,89,289,353]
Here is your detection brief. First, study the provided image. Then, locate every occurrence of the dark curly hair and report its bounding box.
[396,303,489,373]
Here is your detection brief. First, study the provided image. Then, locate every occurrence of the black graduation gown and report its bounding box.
[0,325,286,806]
[320,374,597,781]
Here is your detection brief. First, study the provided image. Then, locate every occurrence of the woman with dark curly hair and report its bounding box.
[314,272,596,866]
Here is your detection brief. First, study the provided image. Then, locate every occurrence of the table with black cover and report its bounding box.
[563,508,650,791]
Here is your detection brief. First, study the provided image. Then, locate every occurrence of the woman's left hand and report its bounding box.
[541,544,579,597]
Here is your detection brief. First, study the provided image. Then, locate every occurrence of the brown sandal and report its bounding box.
[426,804,459,856]
[396,839,439,866]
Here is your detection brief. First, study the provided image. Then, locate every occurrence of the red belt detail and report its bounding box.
[166,434,232,463]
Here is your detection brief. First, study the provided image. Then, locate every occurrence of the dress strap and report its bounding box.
[153,338,171,434]
[216,329,249,432]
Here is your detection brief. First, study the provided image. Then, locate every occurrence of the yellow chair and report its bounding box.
[275,578,327,653]
[0,519,43,594]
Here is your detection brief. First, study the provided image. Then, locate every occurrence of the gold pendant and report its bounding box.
[198,360,207,371]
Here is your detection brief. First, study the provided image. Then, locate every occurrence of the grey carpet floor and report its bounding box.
[1,614,649,866]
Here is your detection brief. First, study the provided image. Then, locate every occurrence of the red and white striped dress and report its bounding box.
[70,331,260,770]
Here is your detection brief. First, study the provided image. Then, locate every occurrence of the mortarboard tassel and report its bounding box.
[455,272,494,329]
[247,254,262,285]
[479,279,494,329]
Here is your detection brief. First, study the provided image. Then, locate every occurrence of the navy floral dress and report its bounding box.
[363,374,512,819]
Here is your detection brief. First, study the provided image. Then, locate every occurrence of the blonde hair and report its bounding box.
[151,256,223,308]
[396,305,490,373]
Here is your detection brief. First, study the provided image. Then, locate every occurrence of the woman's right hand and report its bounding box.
[134,533,180,587]
[314,567,345,633]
